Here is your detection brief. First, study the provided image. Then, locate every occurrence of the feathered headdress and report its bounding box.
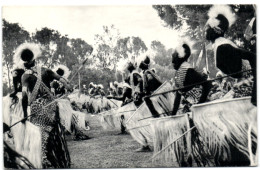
[207,5,236,33]
[53,64,71,80]
[98,84,104,89]
[109,82,115,89]
[174,37,196,59]
[89,82,95,88]
[116,58,134,73]
[135,52,151,67]
[114,81,118,85]
[13,43,41,68]
[117,82,123,88]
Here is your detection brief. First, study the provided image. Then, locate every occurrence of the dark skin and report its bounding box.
[127,63,144,96]
[171,48,212,115]
[108,86,132,106]
[9,69,25,98]
[206,26,256,105]
[172,68,212,115]
[21,66,72,119]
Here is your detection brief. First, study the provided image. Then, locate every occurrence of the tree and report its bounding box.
[150,40,170,66]
[33,27,61,67]
[2,19,30,89]
[65,38,93,69]
[153,5,254,41]
[150,40,175,83]
[93,25,121,70]
[115,36,148,62]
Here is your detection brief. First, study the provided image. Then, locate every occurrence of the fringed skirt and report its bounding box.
[30,96,71,168]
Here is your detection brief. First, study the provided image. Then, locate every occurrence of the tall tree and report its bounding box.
[93,25,120,70]
[115,36,148,62]
[150,40,175,83]
[2,19,30,89]
[65,38,93,69]
[33,27,61,67]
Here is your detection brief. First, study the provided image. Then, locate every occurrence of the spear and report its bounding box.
[126,69,253,124]
[144,69,253,100]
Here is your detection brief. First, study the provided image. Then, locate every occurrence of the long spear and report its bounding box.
[137,108,184,121]
[6,57,90,131]
[144,69,252,100]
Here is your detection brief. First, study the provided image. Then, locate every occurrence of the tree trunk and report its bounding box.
[122,73,124,82]
[115,69,118,82]
[6,63,11,92]
[78,72,81,98]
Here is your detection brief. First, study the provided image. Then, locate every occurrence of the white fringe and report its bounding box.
[57,99,73,132]
[10,99,42,168]
[22,121,42,168]
[3,95,12,126]
[126,81,176,146]
[72,111,87,131]
[99,102,136,130]
[151,114,191,165]
[191,97,257,164]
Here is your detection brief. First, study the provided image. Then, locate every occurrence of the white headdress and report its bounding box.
[207,5,236,30]
[174,37,195,58]
[98,84,104,89]
[13,43,41,68]
[53,64,71,79]
[135,52,151,67]
[116,58,130,73]
[110,82,115,89]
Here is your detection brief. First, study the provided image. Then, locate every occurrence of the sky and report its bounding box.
[2,5,180,49]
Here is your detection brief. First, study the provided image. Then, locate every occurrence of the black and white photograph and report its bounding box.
[1,1,258,169]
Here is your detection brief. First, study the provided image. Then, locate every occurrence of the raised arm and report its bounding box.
[47,69,72,91]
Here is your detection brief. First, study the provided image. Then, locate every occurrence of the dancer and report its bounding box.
[137,55,163,118]
[17,43,72,168]
[171,38,212,115]
[52,64,71,96]
[126,61,144,107]
[205,5,256,105]
[108,82,133,106]
[52,64,89,141]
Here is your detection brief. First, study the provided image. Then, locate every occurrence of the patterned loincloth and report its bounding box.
[30,96,71,168]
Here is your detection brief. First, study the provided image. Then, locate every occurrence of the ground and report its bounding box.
[67,114,176,168]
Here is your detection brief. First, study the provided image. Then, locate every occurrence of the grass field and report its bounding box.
[67,114,177,168]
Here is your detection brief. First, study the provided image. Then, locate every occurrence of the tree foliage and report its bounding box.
[2,19,30,89]
[153,5,254,41]
[152,5,255,77]
[150,40,175,82]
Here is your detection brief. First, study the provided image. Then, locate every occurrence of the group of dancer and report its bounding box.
[3,4,256,168]
[104,4,257,152]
